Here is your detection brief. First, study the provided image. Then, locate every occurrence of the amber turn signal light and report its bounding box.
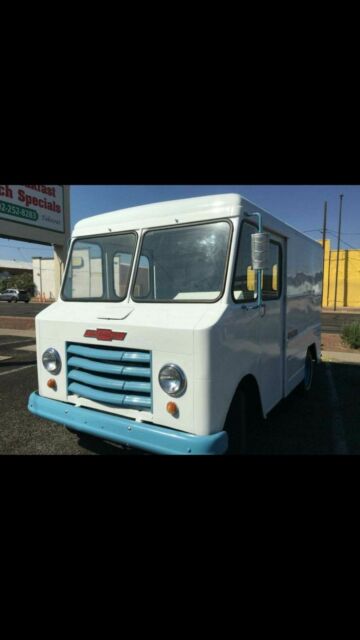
[47,379,57,390]
[166,401,178,416]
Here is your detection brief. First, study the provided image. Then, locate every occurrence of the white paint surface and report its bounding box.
[34,193,323,438]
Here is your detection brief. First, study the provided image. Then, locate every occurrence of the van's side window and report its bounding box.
[233,224,282,302]
[232,222,257,302]
[263,241,282,300]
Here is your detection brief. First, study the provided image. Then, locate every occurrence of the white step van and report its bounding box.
[28,194,323,454]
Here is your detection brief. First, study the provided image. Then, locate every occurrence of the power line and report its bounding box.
[326,230,359,251]
[302,227,360,251]
[0,244,51,251]
[10,246,29,261]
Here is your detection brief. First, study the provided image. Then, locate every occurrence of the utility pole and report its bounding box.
[39,257,43,301]
[334,194,344,311]
[321,201,327,308]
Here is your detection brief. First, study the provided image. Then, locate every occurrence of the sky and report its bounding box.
[1,185,360,262]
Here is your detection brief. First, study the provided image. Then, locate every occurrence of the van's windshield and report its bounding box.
[62,233,137,301]
[62,221,231,303]
[132,220,231,302]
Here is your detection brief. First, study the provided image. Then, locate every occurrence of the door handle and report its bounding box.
[241,303,266,316]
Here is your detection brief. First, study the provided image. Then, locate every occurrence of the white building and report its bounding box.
[32,257,56,301]
[0,259,33,282]
[0,257,56,300]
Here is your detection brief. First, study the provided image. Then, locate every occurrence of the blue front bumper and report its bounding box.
[28,392,228,455]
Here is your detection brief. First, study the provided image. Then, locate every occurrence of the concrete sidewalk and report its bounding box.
[321,350,360,365]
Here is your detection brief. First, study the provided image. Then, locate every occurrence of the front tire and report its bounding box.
[298,348,315,395]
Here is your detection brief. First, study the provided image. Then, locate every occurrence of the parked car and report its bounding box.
[0,288,31,303]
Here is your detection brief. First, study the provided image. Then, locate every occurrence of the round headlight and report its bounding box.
[159,364,187,397]
[42,348,62,375]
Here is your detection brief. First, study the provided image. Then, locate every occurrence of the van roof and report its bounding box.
[73,193,242,236]
[72,192,321,248]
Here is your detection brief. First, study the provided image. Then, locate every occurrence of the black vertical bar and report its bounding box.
[334,194,344,311]
[322,201,327,308]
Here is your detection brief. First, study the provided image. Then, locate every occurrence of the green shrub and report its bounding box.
[0,272,35,296]
[342,322,360,349]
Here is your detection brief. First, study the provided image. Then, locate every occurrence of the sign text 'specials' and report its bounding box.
[0,185,64,233]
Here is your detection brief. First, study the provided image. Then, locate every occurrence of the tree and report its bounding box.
[0,271,35,296]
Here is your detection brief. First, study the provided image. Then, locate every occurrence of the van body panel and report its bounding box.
[30,193,323,452]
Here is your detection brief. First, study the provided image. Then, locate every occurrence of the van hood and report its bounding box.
[35,300,226,356]
[36,300,218,330]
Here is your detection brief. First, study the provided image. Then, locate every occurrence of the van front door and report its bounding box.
[231,222,285,419]
[256,233,285,414]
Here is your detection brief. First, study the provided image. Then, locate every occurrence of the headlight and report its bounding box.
[159,364,187,397]
[42,348,62,375]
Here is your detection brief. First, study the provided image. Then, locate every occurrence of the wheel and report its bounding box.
[297,348,315,395]
[224,387,248,454]
[25,299,29,303]
[224,380,264,454]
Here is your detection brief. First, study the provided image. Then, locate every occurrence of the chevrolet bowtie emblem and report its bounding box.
[84,329,127,341]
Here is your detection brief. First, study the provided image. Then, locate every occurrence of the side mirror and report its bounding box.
[251,232,270,271]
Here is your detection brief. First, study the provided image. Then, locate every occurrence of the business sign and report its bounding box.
[0,185,64,233]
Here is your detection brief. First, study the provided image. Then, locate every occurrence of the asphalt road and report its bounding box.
[0,335,144,455]
[0,331,358,455]
[0,302,50,317]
